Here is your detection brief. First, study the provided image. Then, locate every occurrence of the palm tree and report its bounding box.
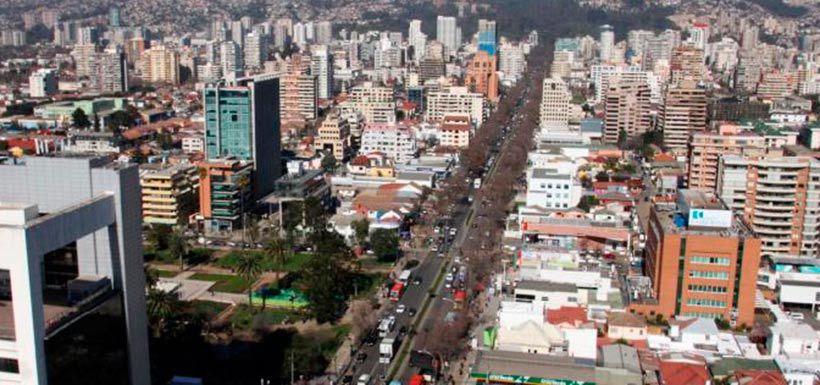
[235,252,263,308]
[168,227,188,271]
[146,288,179,338]
[264,226,287,281]
[144,266,159,289]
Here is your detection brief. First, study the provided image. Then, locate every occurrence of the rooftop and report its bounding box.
[516,280,578,293]
[471,350,596,383]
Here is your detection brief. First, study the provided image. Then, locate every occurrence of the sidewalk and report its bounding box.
[444,288,501,385]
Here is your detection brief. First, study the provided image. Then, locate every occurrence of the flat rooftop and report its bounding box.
[472,350,596,382]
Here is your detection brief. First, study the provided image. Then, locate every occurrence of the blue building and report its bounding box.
[477,19,497,56]
[204,75,281,198]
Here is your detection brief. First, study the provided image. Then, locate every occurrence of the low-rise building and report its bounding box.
[139,163,199,225]
[607,312,648,340]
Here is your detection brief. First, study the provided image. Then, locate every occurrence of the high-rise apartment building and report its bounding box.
[220,40,242,79]
[293,22,306,46]
[315,109,351,161]
[92,48,128,94]
[408,19,426,62]
[140,163,199,225]
[204,75,281,198]
[77,26,99,45]
[687,129,766,193]
[29,68,57,98]
[599,25,615,63]
[499,43,525,82]
[360,123,417,164]
[465,50,499,101]
[72,43,97,78]
[603,80,652,144]
[0,155,151,385]
[140,45,180,84]
[347,82,396,124]
[718,155,820,259]
[315,21,333,45]
[109,6,121,27]
[687,23,709,50]
[630,189,761,326]
[436,16,459,58]
[311,46,333,99]
[244,31,269,71]
[425,87,485,126]
[659,80,707,152]
[477,19,497,56]
[539,76,571,132]
[670,45,705,85]
[279,58,318,126]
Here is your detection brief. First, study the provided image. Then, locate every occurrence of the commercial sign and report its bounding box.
[470,372,595,385]
[688,208,733,229]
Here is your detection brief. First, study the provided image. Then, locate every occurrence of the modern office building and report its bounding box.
[310,45,333,99]
[687,129,766,193]
[499,43,526,82]
[630,189,761,326]
[29,68,57,98]
[659,80,707,152]
[0,155,150,385]
[436,16,459,58]
[140,44,180,84]
[347,82,396,124]
[204,75,281,198]
[603,80,652,144]
[539,76,571,132]
[465,50,499,101]
[139,163,200,225]
[198,158,254,233]
[477,19,497,56]
[315,109,351,161]
[425,87,484,127]
[717,155,820,259]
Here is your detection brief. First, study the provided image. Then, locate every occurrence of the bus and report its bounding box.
[398,270,412,284]
[389,282,406,301]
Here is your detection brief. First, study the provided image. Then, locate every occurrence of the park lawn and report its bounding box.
[189,273,248,294]
[145,248,214,265]
[214,251,313,272]
[229,305,303,329]
[156,270,178,278]
[352,273,387,299]
[188,300,229,319]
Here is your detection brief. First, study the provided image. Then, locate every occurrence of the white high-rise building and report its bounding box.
[244,31,268,71]
[230,20,244,48]
[687,23,710,50]
[220,40,242,79]
[408,19,426,62]
[436,16,458,58]
[599,24,614,63]
[293,22,306,46]
[29,68,57,98]
[315,21,332,44]
[0,155,152,385]
[499,43,526,82]
[311,45,333,99]
[425,86,484,126]
[93,48,128,94]
[72,43,97,78]
[539,77,571,133]
[305,21,315,42]
[141,44,180,84]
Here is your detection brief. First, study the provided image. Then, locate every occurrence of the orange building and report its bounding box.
[197,158,254,233]
[629,189,761,326]
[465,50,499,101]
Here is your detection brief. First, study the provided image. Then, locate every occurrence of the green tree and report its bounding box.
[72,108,91,128]
[321,152,338,174]
[303,196,328,235]
[300,230,356,323]
[617,129,627,148]
[168,228,189,270]
[265,228,287,282]
[236,252,264,306]
[92,113,101,132]
[351,218,370,246]
[106,110,132,132]
[146,288,180,338]
[147,225,172,250]
[577,196,600,213]
[370,228,399,262]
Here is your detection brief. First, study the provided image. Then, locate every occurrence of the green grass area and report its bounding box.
[359,257,394,269]
[144,247,214,265]
[229,305,304,329]
[189,273,248,294]
[213,251,313,272]
[187,300,229,319]
[351,273,387,299]
[156,270,178,278]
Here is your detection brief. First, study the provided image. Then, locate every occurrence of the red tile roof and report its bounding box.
[547,306,588,327]
[658,361,709,385]
[731,370,787,385]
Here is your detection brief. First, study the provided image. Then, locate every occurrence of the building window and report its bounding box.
[690,256,730,266]
[689,270,729,280]
[0,358,19,374]
[687,298,727,308]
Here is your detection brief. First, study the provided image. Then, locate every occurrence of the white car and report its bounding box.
[358,374,371,385]
[789,312,805,320]
[396,304,406,314]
